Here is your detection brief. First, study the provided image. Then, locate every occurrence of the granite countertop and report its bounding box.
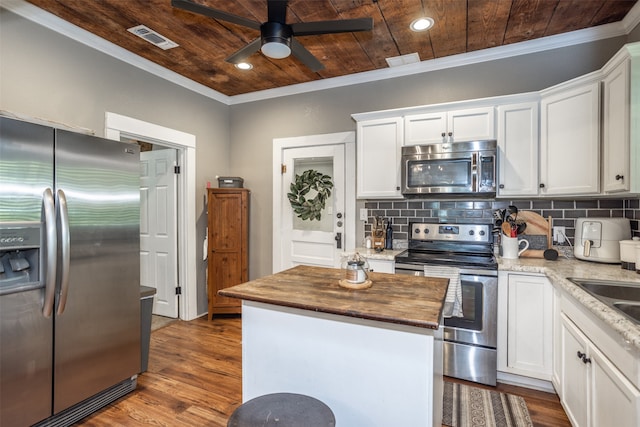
[499,256,640,353]
[219,264,448,329]
[342,247,405,261]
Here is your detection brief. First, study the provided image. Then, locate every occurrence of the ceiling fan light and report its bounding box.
[410,17,434,32]
[261,41,291,59]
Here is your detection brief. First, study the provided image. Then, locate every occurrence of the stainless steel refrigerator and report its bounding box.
[0,116,141,427]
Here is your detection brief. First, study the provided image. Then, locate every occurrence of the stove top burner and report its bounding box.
[395,249,498,270]
[395,222,497,271]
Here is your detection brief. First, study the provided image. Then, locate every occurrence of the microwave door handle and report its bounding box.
[471,152,478,192]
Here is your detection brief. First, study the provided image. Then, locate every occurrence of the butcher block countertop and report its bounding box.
[219,265,449,329]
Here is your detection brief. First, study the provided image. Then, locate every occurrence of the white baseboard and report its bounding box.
[497,371,557,393]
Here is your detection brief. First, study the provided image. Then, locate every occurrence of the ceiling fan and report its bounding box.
[171,0,374,72]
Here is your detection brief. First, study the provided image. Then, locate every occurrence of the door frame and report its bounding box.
[272,131,356,272]
[105,112,198,321]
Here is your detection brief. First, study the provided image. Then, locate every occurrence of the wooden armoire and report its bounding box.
[207,188,249,319]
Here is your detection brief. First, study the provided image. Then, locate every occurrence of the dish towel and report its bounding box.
[423,265,463,318]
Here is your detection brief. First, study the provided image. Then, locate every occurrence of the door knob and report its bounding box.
[335,232,342,249]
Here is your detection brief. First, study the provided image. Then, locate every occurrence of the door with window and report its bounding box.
[277,144,345,271]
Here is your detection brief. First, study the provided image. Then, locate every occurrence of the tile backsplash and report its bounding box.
[364,197,640,245]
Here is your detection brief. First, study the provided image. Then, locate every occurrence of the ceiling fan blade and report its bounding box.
[225,38,262,64]
[267,0,288,23]
[290,38,324,72]
[291,18,373,36]
[172,0,261,30]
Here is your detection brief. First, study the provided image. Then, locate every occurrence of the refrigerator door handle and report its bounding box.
[42,188,57,318]
[56,189,71,315]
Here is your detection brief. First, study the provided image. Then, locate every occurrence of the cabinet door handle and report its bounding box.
[616,174,624,181]
[499,184,505,189]
[539,183,545,188]
[577,351,591,364]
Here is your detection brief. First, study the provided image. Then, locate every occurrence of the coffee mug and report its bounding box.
[501,236,529,259]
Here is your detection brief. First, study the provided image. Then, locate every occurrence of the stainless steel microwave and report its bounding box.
[401,140,497,196]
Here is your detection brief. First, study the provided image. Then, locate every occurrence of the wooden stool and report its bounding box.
[227,393,335,427]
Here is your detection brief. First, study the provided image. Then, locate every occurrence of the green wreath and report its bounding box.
[287,169,333,221]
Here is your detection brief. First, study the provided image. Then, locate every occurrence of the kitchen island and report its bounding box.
[219,265,449,427]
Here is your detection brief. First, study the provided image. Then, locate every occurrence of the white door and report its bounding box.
[140,148,179,318]
[278,144,345,271]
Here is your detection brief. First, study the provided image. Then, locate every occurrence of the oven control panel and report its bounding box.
[410,223,491,243]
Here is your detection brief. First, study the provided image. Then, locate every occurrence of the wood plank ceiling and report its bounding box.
[23,0,638,96]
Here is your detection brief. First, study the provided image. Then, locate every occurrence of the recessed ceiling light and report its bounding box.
[235,62,253,70]
[410,17,434,32]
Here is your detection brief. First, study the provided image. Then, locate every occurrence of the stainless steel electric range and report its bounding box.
[394,222,498,386]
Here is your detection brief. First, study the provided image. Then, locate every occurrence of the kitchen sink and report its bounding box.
[567,278,640,301]
[567,277,640,324]
[613,302,640,323]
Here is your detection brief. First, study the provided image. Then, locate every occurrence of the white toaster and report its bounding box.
[574,217,631,263]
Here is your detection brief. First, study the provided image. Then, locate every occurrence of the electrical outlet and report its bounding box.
[359,208,368,221]
[553,226,566,244]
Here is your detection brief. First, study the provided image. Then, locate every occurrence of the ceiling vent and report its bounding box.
[385,53,420,68]
[127,25,179,50]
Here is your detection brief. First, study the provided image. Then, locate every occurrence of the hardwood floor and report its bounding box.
[77,316,571,426]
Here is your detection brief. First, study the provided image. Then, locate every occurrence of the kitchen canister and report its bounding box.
[339,253,372,289]
[620,237,640,270]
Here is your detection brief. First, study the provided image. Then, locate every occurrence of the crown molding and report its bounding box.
[2,0,637,106]
[231,21,628,104]
[623,0,640,33]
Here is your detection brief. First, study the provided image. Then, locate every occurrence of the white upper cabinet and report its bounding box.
[404,107,495,145]
[496,100,540,197]
[404,111,447,145]
[355,117,403,199]
[602,44,640,194]
[540,78,601,196]
[602,56,630,193]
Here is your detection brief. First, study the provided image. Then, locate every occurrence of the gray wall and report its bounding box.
[0,10,230,315]
[229,37,628,279]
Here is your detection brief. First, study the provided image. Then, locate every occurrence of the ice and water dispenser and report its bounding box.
[0,224,41,294]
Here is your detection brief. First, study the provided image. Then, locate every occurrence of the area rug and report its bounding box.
[443,381,533,427]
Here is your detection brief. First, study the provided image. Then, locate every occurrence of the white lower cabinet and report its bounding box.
[560,313,640,427]
[560,313,590,427]
[498,272,553,381]
[366,259,394,274]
